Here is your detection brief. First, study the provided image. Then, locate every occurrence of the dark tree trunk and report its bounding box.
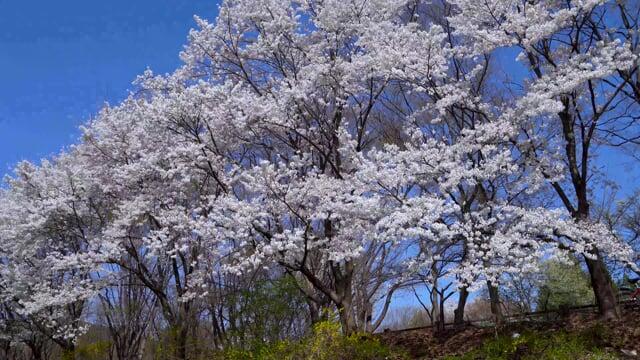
[307,300,326,325]
[56,339,75,360]
[454,287,469,326]
[576,204,620,319]
[436,295,446,333]
[337,294,356,335]
[585,251,621,320]
[574,196,620,319]
[174,324,188,360]
[27,343,44,360]
[487,281,503,326]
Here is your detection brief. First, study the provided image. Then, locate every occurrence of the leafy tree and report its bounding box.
[537,260,595,311]
[225,275,310,347]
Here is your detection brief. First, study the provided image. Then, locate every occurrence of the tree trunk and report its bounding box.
[487,281,503,326]
[172,323,188,360]
[454,287,469,326]
[338,301,356,335]
[430,263,441,331]
[431,288,440,328]
[136,337,146,360]
[576,207,620,319]
[584,251,620,320]
[336,271,355,335]
[28,343,44,360]
[58,341,75,360]
[437,294,446,333]
[308,299,329,325]
[575,203,620,319]
[358,301,373,333]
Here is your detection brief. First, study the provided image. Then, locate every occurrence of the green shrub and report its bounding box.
[213,320,408,360]
[223,275,310,346]
[60,340,111,360]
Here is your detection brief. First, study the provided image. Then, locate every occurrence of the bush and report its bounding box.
[213,320,408,360]
[61,340,111,360]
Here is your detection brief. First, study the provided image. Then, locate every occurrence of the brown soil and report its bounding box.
[378,325,491,358]
[377,305,640,359]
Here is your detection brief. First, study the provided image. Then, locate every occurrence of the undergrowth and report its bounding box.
[213,320,409,360]
[444,324,619,360]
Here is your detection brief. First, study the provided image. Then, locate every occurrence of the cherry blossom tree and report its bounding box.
[0,1,638,355]
[0,156,108,355]
[448,0,640,319]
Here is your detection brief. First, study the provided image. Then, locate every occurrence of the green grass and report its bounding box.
[444,325,619,360]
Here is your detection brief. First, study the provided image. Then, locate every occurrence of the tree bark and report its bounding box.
[487,281,503,326]
[174,324,188,360]
[337,299,356,335]
[584,251,621,320]
[308,300,322,325]
[436,293,446,333]
[454,287,469,326]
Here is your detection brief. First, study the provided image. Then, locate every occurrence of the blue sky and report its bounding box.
[0,0,220,177]
[1,1,637,191]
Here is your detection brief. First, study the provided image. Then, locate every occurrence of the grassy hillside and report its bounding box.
[378,308,640,359]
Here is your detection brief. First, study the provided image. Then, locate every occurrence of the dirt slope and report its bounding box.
[378,306,640,359]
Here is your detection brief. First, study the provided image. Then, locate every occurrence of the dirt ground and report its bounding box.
[377,305,640,359]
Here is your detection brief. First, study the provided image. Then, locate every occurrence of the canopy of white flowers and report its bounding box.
[0,0,638,343]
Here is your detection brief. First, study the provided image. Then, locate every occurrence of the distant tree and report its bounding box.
[224,274,310,347]
[501,272,541,314]
[537,260,594,312]
[379,306,430,331]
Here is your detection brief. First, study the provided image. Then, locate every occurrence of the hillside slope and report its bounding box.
[378,306,640,359]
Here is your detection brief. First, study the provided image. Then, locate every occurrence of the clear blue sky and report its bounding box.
[1,1,637,192]
[0,0,220,177]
